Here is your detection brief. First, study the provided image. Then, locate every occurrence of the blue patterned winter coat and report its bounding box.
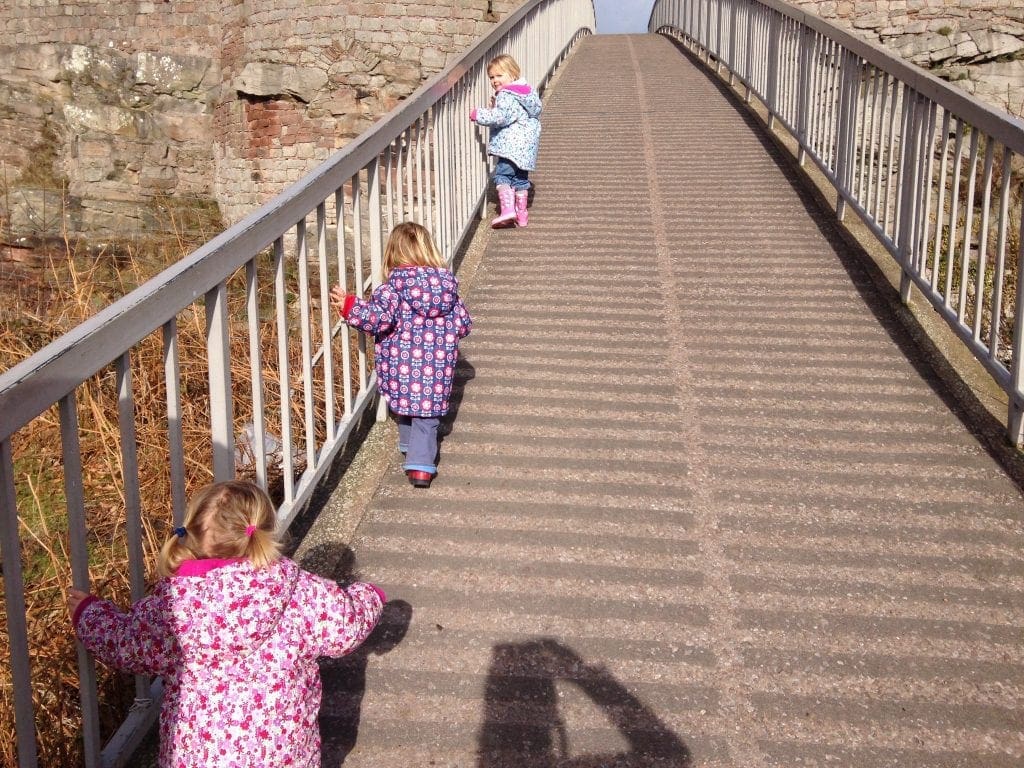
[344,266,472,417]
[473,80,542,171]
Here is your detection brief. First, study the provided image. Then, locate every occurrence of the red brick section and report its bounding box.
[314,34,1024,768]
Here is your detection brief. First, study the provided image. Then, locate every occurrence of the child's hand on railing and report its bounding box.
[329,285,356,319]
[67,588,91,624]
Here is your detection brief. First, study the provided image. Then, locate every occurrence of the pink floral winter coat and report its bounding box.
[73,557,385,768]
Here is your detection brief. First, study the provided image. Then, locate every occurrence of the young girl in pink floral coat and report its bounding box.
[68,480,385,768]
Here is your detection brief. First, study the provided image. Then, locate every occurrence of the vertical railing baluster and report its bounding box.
[896,90,924,303]
[972,140,995,341]
[396,131,406,224]
[317,202,336,443]
[295,218,316,476]
[115,352,147,626]
[415,117,425,225]
[957,129,981,323]
[205,281,234,482]
[765,9,780,129]
[335,186,352,419]
[384,144,395,234]
[243,259,269,487]
[989,152,1013,363]
[352,174,368,392]
[163,319,186,524]
[1010,213,1024,445]
[795,23,812,165]
[431,104,444,253]
[915,100,939,276]
[945,123,966,307]
[728,0,737,85]
[273,236,295,507]
[834,48,859,219]
[434,97,450,256]
[881,80,902,239]
[61,392,101,768]
[367,156,386,420]
[2,436,41,768]
[870,73,889,222]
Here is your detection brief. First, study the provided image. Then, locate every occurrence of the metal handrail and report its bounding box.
[650,0,1024,447]
[0,1,596,765]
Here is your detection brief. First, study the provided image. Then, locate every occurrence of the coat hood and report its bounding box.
[169,558,301,663]
[389,266,461,318]
[500,80,542,118]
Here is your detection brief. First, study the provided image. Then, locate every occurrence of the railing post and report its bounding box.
[1,439,41,768]
[895,90,924,304]
[744,0,753,102]
[367,157,388,421]
[60,393,102,768]
[833,49,860,221]
[205,282,235,481]
[1010,215,1024,447]
[728,0,737,85]
[715,0,723,73]
[796,23,814,166]
[766,8,781,129]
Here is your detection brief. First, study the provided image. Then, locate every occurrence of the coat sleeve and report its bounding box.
[473,92,523,129]
[452,297,473,339]
[300,576,385,658]
[74,591,179,677]
[345,283,401,336]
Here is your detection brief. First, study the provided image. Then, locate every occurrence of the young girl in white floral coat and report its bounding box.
[471,53,542,228]
[68,480,385,768]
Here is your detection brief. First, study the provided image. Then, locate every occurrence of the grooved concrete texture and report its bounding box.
[316,35,1024,768]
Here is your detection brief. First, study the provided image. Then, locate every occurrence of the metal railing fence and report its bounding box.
[0,1,595,765]
[650,0,1024,446]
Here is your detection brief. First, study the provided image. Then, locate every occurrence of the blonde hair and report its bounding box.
[487,54,521,81]
[157,480,282,577]
[382,221,446,279]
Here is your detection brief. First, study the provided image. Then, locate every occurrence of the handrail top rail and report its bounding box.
[651,0,1024,154]
[0,0,586,442]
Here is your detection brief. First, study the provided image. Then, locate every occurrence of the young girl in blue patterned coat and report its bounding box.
[330,222,472,488]
[471,53,542,228]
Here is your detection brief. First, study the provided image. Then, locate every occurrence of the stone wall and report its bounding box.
[0,0,523,236]
[791,1,1024,118]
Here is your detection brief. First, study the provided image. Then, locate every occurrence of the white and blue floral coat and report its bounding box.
[473,80,542,171]
[344,266,472,418]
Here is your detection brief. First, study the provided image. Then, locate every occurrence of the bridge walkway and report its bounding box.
[313,33,1024,768]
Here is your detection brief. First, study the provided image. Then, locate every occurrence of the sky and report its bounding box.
[593,0,656,34]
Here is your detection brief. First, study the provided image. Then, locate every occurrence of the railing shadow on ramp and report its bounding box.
[660,33,1024,494]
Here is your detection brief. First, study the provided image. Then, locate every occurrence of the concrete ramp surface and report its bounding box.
[317,34,1024,768]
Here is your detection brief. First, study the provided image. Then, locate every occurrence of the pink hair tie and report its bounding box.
[245,525,257,538]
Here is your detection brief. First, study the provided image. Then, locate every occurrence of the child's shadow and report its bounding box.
[301,542,412,767]
[439,355,476,445]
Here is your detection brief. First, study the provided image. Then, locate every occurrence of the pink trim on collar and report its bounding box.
[175,558,244,577]
[501,83,533,96]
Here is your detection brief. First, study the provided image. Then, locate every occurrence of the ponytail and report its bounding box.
[156,524,204,578]
[242,522,281,569]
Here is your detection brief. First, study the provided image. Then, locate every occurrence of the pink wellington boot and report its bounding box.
[514,190,529,227]
[491,185,517,228]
